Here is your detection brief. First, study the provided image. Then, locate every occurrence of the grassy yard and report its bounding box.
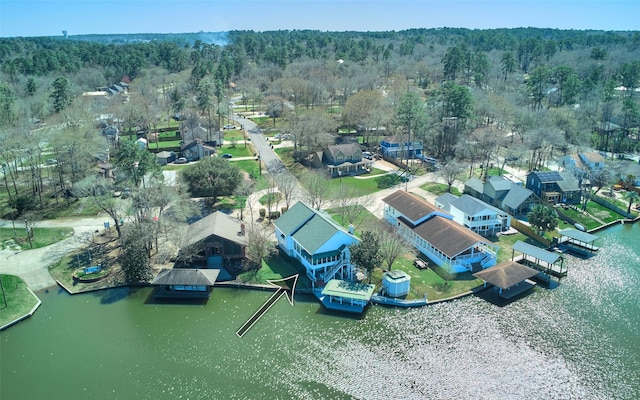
[0,275,39,328]
[219,144,254,158]
[237,253,311,288]
[326,205,378,233]
[0,227,74,250]
[420,182,462,196]
[377,255,483,301]
[39,198,106,219]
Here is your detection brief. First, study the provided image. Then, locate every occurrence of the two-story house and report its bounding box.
[309,143,374,177]
[380,134,424,160]
[435,193,511,236]
[464,176,538,215]
[179,211,248,274]
[382,190,498,274]
[526,171,581,205]
[274,201,359,285]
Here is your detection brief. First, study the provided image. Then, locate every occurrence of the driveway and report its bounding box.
[0,216,108,290]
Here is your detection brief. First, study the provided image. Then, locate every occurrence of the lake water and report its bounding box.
[1,223,639,399]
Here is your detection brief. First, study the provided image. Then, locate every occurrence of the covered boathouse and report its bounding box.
[151,269,220,298]
[319,279,375,314]
[473,261,539,299]
[555,228,600,257]
[511,240,567,280]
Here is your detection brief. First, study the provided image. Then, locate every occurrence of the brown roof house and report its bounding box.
[179,211,248,276]
[309,143,374,178]
[382,190,498,274]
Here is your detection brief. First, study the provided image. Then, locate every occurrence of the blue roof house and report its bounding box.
[380,134,424,160]
[274,201,360,285]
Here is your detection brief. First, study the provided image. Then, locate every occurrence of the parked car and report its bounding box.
[174,157,187,164]
[223,124,236,130]
[45,159,58,165]
[363,151,373,160]
[221,153,233,159]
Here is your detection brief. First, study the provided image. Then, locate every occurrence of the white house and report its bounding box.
[435,193,511,236]
[382,190,498,274]
[274,201,359,285]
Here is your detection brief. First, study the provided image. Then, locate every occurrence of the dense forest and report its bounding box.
[1,28,639,208]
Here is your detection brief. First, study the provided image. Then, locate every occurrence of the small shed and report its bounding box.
[382,270,411,298]
[156,151,176,166]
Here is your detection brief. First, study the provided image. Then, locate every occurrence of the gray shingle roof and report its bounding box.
[557,171,580,191]
[464,177,484,194]
[435,193,458,212]
[502,185,535,209]
[487,176,512,192]
[451,195,504,216]
[186,211,248,247]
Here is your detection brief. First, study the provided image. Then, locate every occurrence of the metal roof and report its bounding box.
[512,240,560,265]
[558,228,599,243]
[473,261,539,289]
[321,279,375,301]
[151,268,220,286]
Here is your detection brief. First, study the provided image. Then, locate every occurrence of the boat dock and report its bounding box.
[511,240,567,279]
[555,228,600,257]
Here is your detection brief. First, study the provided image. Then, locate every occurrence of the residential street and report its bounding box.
[0,110,538,293]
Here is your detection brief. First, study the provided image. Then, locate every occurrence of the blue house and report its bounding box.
[526,171,581,205]
[274,201,360,286]
[380,134,424,160]
[383,190,498,274]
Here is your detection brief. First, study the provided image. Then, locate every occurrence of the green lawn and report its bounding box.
[219,144,254,158]
[420,182,462,196]
[39,198,106,219]
[0,275,39,328]
[379,255,483,301]
[0,227,73,250]
[326,205,378,234]
[237,254,311,288]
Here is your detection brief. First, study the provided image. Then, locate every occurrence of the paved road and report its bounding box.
[234,114,308,200]
[0,216,108,290]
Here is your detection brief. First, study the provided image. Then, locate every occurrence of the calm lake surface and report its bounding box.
[1,223,639,400]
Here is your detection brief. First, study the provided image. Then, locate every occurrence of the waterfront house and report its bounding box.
[380,134,424,160]
[526,171,581,205]
[309,143,374,177]
[274,201,359,285]
[181,211,247,273]
[382,190,498,274]
[435,193,511,236]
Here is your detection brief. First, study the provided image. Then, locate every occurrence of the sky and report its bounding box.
[1,0,638,38]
